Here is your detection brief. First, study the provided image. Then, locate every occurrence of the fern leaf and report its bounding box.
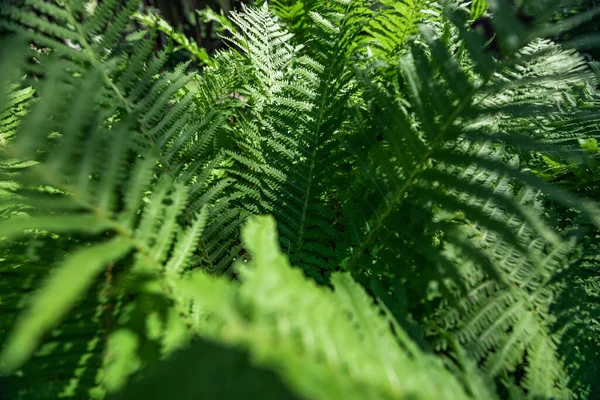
[0,238,132,373]
[169,215,498,400]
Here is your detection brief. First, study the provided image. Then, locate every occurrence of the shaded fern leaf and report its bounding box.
[220,2,375,282]
[339,5,600,397]
[430,149,577,398]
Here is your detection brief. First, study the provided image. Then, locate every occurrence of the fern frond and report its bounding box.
[132,11,212,64]
[163,215,499,400]
[0,83,34,147]
[357,0,439,60]
[0,61,204,371]
[338,5,600,396]
[2,1,600,399]
[0,3,217,396]
[218,1,374,281]
[431,164,577,397]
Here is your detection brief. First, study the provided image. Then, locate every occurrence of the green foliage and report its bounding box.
[132,11,212,64]
[0,0,599,399]
[133,215,498,400]
[470,0,488,19]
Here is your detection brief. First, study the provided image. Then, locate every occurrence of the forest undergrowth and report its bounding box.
[1,0,600,399]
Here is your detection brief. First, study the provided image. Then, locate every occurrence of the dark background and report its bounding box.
[141,0,249,55]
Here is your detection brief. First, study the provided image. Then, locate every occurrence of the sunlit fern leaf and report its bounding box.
[177,60,254,274]
[1,1,600,399]
[343,4,600,271]
[0,80,35,226]
[0,89,207,397]
[470,0,488,19]
[132,11,212,64]
[473,40,597,158]
[0,83,34,147]
[168,215,499,400]
[111,34,251,275]
[0,54,204,374]
[257,0,320,42]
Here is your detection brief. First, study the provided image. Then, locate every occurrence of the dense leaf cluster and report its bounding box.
[0,0,599,399]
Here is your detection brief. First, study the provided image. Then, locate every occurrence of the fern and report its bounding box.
[132,11,212,64]
[0,1,213,396]
[217,2,369,281]
[1,0,600,399]
[339,3,600,397]
[121,215,498,400]
[357,0,439,60]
